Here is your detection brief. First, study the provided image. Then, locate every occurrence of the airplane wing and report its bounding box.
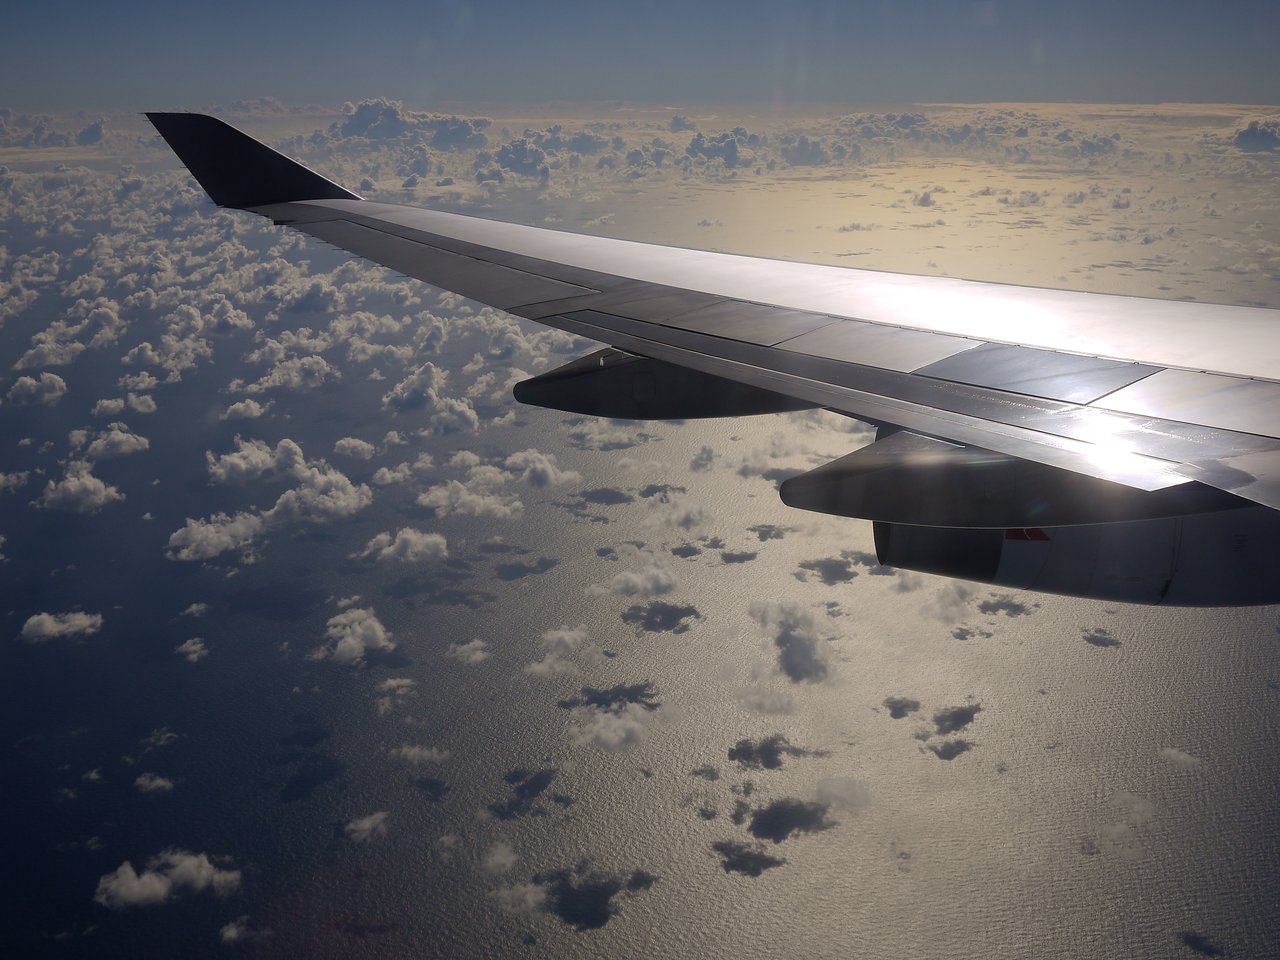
[146,112,1280,606]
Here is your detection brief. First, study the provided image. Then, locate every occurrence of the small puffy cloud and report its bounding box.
[21,611,103,642]
[815,778,872,812]
[570,702,660,752]
[492,882,548,916]
[92,397,126,417]
[417,469,523,519]
[36,461,124,512]
[174,637,208,662]
[525,626,590,676]
[220,398,270,421]
[447,638,490,664]
[134,773,175,794]
[1158,747,1201,770]
[0,470,29,492]
[381,361,445,411]
[236,355,339,394]
[85,422,149,459]
[334,436,376,459]
[344,811,389,842]
[312,607,394,665]
[390,745,450,764]
[165,511,264,561]
[205,436,293,485]
[749,601,833,684]
[6,372,68,406]
[352,528,448,563]
[220,916,269,944]
[588,563,675,598]
[180,603,208,617]
[480,841,518,875]
[94,849,240,909]
[503,448,580,488]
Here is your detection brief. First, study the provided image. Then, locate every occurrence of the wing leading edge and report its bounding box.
[146,112,1280,605]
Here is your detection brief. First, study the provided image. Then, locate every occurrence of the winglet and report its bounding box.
[145,112,361,209]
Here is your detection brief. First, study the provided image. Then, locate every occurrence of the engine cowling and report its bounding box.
[514,347,818,420]
[874,507,1280,606]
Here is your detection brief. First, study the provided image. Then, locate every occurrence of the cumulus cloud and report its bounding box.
[6,372,67,406]
[570,702,662,752]
[174,637,208,662]
[334,436,376,459]
[587,563,675,598]
[94,850,240,909]
[352,527,448,563]
[1158,747,1202,769]
[749,601,833,683]
[311,607,394,665]
[134,773,175,794]
[480,841,518,875]
[165,511,264,561]
[84,422,149,459]
[170,438,371,561]
[220,398,270,420]
[344,811,389,842]
[417,466,523,519]
[391,745,450,765]
[502,448,580,488]
[29,462,112,513]
[21,611,103,642]
[447,638,491,664]
[525,626,591,676]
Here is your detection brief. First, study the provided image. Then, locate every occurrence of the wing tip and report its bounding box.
[146,111,361,209]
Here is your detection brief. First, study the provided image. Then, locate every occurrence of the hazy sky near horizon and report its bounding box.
[5,0,1278,112]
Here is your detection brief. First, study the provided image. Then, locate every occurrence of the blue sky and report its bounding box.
[5,0,1278,111]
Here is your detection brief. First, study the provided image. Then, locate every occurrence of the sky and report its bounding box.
[4,0,1279,111]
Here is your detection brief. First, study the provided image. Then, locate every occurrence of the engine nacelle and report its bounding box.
[874,507,1280,606]
[514,348,818,420]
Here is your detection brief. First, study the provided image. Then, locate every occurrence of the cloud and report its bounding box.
[749,601,833,684]
[6,372,67,406]
[333,436,376,459]
[21,611,103,642]
[381,361,446,411]
[220,398,270,421]
[134,773,175,794]
[94,849,240,909]
[1232,118,1280,152]
[526,626,591,676]
[447,638,490,664]
[1158,747,1201,770]
[171,439,371,560]
[570,702,661,752]
[815,777,872,812]
[503,448,580,488]
[311,607,394,665]
[84,422,149,459]
[164,511,264,561]
[220,916,269,944]
[24,430,106,493]
[587,563,675,598]
[174,637,208,662]
[417,471,523,519]
[353,528,448,563]
[480,841,518,875]
[390,745,450,765]
[344,811,389,842]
